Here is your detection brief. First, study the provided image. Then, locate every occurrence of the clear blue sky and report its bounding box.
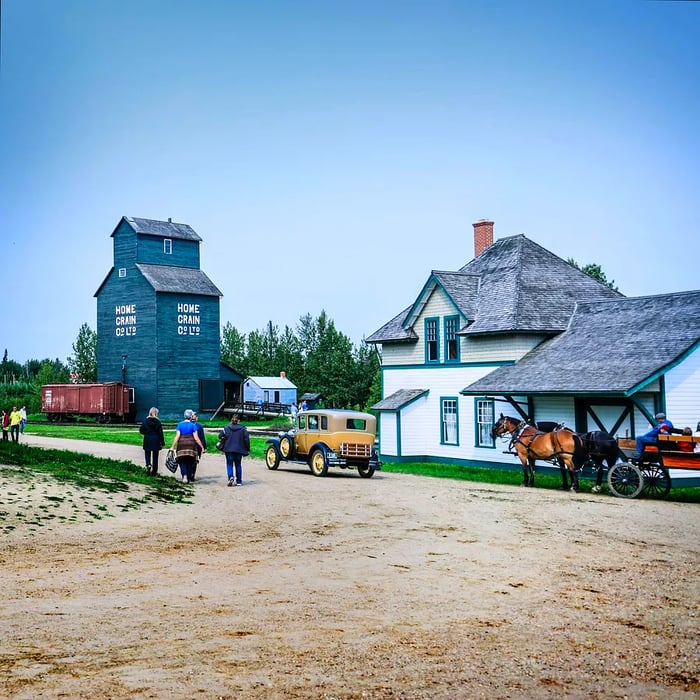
[1,0,698,365]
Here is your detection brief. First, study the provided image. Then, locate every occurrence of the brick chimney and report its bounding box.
[473,219,494,258]
[280,371,286,378]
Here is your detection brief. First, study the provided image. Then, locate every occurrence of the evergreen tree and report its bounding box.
[567,258,619,292]
[68,323,97,383]
[221,322,247,374]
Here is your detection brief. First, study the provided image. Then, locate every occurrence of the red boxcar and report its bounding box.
[41,383,134,423]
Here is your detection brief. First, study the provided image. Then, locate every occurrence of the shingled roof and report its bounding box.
[136,263,222,297]
[461,290,700,396]
[372,388,428,411]
[115,216,202,242]
[366,234,621,343]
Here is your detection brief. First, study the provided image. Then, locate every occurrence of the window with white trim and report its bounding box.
[475,398,495,447]
[441,397,458,445]
[118,268,127,278]
[164,239,172,254]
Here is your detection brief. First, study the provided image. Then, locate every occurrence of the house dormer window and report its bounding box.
[425,318,439,363]
[444,315,459,361]
[164,239,172,254]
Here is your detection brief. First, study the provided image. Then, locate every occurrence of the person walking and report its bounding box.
[139,407,165,476]
[170,409,205,483]
[9,406,22,443]
[218,414,250,487]
[1,410,9,441]
[19,406,27,434]
[190,412,207,482]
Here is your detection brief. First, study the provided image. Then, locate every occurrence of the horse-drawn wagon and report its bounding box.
[610,433,700,498]
[492,414,700,499]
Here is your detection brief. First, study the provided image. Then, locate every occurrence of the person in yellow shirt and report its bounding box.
[9,406,22,442]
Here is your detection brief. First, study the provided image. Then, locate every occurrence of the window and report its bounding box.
[308,415,319,430]
[475,399,495,447]
[346,418,367,430]
[441,398,458,445]
[444,315,460,361]
[298,415,306,430]
[118,268,127,278]
[164,239,172,254]
[425,318,439,363]
[321,416,328,430]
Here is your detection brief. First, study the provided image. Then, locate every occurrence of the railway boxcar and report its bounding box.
[41,383,134,423]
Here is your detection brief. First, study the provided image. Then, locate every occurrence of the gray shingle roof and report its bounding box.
[136,263,222,297]
[121,216,202,242]
[372,388,428,411]
[366,306,418,343]
[457,235,621,334]
[461,290,700,396]
[367,234,621,343]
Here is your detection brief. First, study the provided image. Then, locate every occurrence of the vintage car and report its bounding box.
[265,408,381,478]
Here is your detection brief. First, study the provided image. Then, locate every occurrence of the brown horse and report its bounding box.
[491,414,584,491]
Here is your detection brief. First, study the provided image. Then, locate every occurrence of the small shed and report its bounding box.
[299,392,326,410]
[244,374,297,407]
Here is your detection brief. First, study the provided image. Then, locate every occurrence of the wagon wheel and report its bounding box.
[607,462,644,498]
[279,435,293,459]
[309,449,328,477]
[265,445,280,470]
[640,464,671,499]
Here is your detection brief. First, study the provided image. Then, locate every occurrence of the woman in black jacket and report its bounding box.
[140,407,166,475]
[219,414,250,487]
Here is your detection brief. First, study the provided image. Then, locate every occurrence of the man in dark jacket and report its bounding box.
[219,414,250,487]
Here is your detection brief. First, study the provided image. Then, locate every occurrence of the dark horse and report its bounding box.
[491,414,584,491]
[574,430,621,492]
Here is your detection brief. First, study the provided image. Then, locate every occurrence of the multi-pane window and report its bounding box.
[164,239,172,254]
[475,399,495,447]
[445,315,459,361]
[441,398,458,445]
[118,268,127,278]
[425,318,439,362]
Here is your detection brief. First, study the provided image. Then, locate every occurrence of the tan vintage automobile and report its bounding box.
[265,409,381,478]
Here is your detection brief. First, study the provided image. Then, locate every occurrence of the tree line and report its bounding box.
[1,312,381,413]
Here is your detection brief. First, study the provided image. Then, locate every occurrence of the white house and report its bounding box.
[367,220,700,486]
[243,373,297,408]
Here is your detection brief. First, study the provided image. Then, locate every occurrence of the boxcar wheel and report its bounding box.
[640,464,671,498]
[607,462,644,499]
[357,463,375,478]
[265,445,280,470]
[279,435,293,459]
[309,449,328,477]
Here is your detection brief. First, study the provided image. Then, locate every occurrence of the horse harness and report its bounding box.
[508,421,577,463]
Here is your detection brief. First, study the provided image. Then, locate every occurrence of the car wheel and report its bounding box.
[357,463,375,478]
[265,445,280,470]
[279,435,293,459]
[309,449,328,477]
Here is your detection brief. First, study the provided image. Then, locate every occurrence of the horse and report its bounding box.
[491,414,584,491]
[575,430,621,492]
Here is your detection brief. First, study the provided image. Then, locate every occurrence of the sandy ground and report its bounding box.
[1,435,699,700]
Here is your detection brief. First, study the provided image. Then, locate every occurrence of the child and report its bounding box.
[678,427,694,453]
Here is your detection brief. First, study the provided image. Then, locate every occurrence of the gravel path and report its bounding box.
[1,436,698,699]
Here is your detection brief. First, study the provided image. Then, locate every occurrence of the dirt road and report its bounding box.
[1,436,698,699]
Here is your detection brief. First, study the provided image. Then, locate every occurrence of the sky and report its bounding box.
[1,0,699,365]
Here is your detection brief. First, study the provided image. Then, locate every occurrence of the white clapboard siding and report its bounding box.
[665,346,700,430]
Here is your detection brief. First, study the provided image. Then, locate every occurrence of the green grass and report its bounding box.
[0,441,191,504]
[18,424,700,503]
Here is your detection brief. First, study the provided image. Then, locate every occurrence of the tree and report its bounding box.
[567,258,619,292]
[221,322,247,374]
[68,323,97,383]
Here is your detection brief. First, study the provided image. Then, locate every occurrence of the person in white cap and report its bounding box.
[634,412,673,460]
